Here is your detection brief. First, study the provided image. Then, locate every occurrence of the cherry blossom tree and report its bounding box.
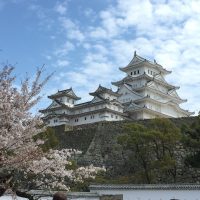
[0,65,103,198]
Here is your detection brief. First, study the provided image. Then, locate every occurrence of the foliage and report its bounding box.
[35,127,59,152]
[0,65,103,198]
[118,118,182,183]
[182,114,200,167]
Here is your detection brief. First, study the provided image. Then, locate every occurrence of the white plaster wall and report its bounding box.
[126,65,159,77]
[155,83,168,94]
[126,67,142,77]
[138,100,184,118]
[141,90,161,101]
[91,189,200,200]
[70,113,102,126]
[74,105,106,115]
[146,102,161,113]
[131,80,146,89]
[47,100,124,126]
[138,103,186,119]
[43,108,72,118]
[70,112,123,126]
[58,97,75,107]
[143,112,156,119]
[118,87,141,103]
[144,65,160,77]
[161,104,186,118]
[0,196,27,200]
[143,83,168,95]
[102,93,117,100]
[48,117,70,126]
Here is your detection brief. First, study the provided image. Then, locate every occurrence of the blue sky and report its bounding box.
[0,0,200,114]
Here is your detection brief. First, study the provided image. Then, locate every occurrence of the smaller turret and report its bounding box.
[48,88,81,107]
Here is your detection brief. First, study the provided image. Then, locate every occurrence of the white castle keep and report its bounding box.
[40,52,194,127]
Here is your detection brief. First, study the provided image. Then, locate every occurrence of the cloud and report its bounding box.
[54,41,75,57]
[83,0,200,113]
[27,0,200,113]
[59,17,85,41]
[56,59,69,67]
[28,3,54,29]
[84,8,96,19]
[55,0,68,15]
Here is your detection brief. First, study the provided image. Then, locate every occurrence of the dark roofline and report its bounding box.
[73,98,108,109]
[90,85,120,97]
[119,52,171,74]
[48,88,81,100]
[89,184,200,190]
[112,73,178,90]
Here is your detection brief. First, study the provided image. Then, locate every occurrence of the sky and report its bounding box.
[0,0,200,114]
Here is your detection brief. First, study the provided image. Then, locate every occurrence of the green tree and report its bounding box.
[118,118,182,183]
[147,118,182,182]
[182,114,200,167]
[118,123,155,183]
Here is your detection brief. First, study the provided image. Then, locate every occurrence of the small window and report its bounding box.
[134,71,137,75]
[111,114,113,118]
[148,69,150,74]
[151,71,153,75]
[85,117,87,120]
[131,72,133,75]
[115,116,118,119]
[137,70,139,74]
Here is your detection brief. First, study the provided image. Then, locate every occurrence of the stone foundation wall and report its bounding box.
[52,117,200,183]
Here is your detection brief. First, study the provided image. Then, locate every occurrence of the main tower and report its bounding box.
[112,51,194,119]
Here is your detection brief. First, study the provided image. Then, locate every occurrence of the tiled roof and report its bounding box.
[119,51,171,74]
[89,184,200,190]
[90,85,120,97]
[48,88,81,100]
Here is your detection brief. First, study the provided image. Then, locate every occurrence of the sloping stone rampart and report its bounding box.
[52,117,200,183]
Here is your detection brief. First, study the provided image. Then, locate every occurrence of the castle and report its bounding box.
[40,52,193,126]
